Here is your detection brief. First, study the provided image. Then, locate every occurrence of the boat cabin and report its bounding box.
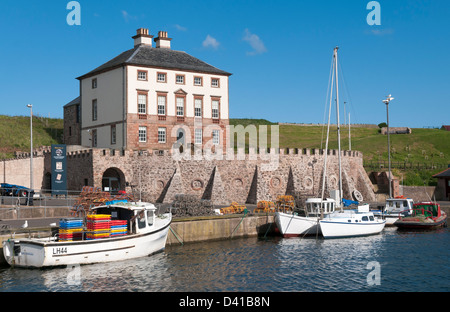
[304,198,337,216]
[385,197,414,215]
[90,201,158,235]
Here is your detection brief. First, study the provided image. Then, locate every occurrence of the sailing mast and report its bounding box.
[334,47,343,208]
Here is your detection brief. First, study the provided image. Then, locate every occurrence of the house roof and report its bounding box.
[433,167,450,178]
[63,96,80,108]
[76,45,231,80]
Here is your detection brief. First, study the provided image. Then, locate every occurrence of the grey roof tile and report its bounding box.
[77,46,231,80]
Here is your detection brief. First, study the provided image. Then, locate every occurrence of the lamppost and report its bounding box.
[382,95,394,198]
[27,104,33,192]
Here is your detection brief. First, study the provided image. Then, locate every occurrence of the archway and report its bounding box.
[102,167,126,195]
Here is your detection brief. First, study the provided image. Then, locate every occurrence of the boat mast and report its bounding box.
[334,46,343,207]
[320,53,335,216]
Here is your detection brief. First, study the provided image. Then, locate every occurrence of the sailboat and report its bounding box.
[318,47,386,239]
[274,47,343,237]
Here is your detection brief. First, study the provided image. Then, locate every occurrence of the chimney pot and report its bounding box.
[154,30,172,49]
[132,28,153,47]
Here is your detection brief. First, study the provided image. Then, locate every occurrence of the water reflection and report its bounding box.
[1,227,448,292]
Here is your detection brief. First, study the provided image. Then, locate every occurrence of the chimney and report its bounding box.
[132,28,153,47]
[154,31,172,49]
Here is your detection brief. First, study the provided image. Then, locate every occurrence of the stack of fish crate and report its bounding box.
[110,220,127,237]
[86,214,111,240]
[59,218,84,241]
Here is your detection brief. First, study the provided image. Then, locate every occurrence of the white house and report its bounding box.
[65,28,231,152]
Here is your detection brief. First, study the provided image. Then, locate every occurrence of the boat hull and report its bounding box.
[394,212,447,230]
[275,212,321,237]
[3,215,171,268]
[319,219,386,238]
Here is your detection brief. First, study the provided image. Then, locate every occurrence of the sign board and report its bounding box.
[51,144,67,196]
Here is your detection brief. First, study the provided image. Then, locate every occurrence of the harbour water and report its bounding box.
[0,227,448,293]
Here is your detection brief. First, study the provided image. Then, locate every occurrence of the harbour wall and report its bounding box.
[4,146,376,206]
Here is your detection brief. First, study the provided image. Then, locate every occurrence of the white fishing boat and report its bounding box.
[275,197,337,237]
[3,201,172,268]
[372,196,414,225]
[319,204,386,238]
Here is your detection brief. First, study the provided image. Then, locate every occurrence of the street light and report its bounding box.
[382,95,394,198]
[27,104,33,192]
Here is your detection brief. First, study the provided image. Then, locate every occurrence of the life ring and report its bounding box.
[353,190,363,202]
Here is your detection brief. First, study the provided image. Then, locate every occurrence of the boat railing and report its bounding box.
[398,208,434,220]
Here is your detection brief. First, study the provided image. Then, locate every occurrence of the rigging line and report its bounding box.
[337,57,357,124]
[321,55,335,149]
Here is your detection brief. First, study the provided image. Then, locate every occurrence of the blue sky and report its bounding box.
[0,0,449,128]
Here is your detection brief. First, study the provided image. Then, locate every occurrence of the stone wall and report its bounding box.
[2,146,376,205]
[90,147,375,205]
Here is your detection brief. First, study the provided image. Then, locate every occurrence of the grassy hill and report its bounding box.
[0,115,63,159]
[0,115,448,186]
[230,118,450,186]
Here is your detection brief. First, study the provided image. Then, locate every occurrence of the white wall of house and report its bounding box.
[80,67,126,148]
[127,65,229,119]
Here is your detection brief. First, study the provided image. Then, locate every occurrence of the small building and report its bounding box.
[440,125,450,131]
[380,127,412,135]
[433,166,450,200]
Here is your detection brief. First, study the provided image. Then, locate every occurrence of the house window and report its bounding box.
[195,128,202,145]
[158,127,166,143]
[137,70,147,81]
[194,98,202,117]
[194,76,202,86]
[92,99,97,121]
[157,72,166,83]
[212,129,220,145]
[92,129,97,147]
[69,126,72,136]
[176,97,184,116]
[157,95,166,115]
[92,78,97,89]
[111,125,116,145]
[211,78,219,88]
[139,126,147,142]
[176,74,185,84]
[212,99,219,119]
[138,93,147,114]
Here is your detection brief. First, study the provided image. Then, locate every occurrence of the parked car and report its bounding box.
[0,183,34,203]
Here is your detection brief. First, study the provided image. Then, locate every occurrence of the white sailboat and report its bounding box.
[318,47,386,238]
[3,201,172,268]
[274,47,343,237]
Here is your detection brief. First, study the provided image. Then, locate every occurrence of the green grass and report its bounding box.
[1,115,448,186]
[0,115,63,159]
[229,119,450,186]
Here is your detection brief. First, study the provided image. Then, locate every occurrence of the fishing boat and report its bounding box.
[394,202,447,230]
[372,196,414,225]
[3,200,172,268]
[319,204,386,238]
